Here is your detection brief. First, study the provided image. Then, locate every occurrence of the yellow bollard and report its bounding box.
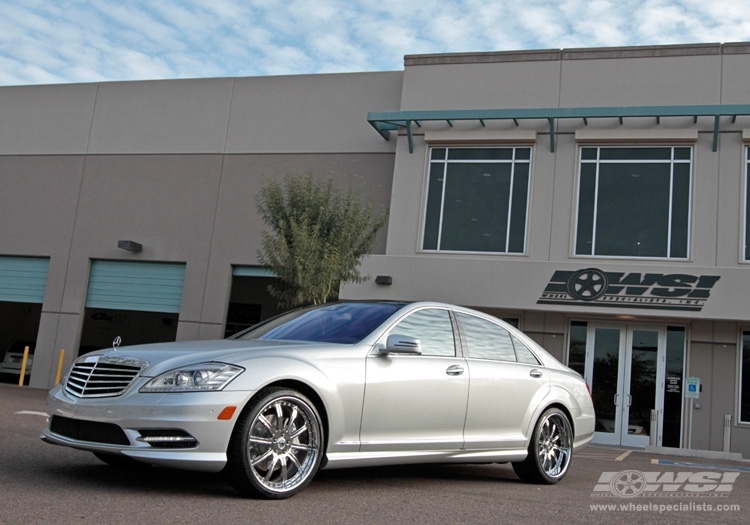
[19,346,30,386]
[55,349,66,386]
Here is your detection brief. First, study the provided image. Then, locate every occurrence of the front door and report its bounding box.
[360,307,469,452]
[584,324,665,447]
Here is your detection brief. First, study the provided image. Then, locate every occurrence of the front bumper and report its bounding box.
[41,383,255,472]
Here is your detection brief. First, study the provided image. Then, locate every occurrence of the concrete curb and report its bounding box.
[645,445,746,462]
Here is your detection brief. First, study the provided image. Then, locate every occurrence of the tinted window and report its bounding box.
[576,146,691,258]
[458,313,516,362]
[741,332,750,424]
[512,335,541,365]
[237,302,404,344]
[423,147,531,254]
[389,308,456,357]
[745,148,750,260]
[567,321,587,375]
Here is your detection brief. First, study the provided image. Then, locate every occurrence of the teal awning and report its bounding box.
[367,104,750,153]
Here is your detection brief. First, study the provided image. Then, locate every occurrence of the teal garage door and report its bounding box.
[86,261,186,313]
[0,256,50,303]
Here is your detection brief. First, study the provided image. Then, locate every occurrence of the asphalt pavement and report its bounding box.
[1,383,748,525]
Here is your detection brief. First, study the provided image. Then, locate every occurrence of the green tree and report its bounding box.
[256,171,388,308]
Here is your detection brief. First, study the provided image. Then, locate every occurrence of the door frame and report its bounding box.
[583,322,667,447]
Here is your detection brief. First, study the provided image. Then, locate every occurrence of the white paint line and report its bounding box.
[15,410,48,417]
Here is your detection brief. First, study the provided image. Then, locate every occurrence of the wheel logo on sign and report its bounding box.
[566,268,608,301]
[610,470,647,498]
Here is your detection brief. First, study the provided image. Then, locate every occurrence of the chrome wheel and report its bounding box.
[227,388,323,499]
[536,411,572,479]
[512,407,572,484]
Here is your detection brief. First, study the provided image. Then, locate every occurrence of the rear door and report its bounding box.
[457,312,550,450]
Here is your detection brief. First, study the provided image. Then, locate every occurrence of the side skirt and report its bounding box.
[322,449,528,470]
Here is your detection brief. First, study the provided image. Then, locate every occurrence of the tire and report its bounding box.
[512,407,573,484]
[93,452,149,469]
[225,387,324,499]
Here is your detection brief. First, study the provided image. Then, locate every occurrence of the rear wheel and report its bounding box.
[225,387,323,499]
[512,407,572,484]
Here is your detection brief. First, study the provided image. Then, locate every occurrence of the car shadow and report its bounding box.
[40,460,524,499]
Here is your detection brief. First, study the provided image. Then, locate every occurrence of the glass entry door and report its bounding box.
[584,324,666,447]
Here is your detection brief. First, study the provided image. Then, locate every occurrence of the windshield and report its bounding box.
[235,302,405,344]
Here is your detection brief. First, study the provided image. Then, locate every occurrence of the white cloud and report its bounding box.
[1,0,750,86]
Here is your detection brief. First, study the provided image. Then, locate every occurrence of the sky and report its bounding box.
[2,0,750,86]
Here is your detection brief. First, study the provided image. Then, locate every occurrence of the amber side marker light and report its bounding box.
[218,406,237,420]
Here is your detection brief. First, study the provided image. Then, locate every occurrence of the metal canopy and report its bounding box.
[367,104,750,153]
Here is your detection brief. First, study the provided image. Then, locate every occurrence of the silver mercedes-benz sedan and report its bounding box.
[42,301,595,499]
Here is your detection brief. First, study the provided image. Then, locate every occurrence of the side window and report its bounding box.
[511,334,541,365]
[458,313,516,362]
[389,308,456,357]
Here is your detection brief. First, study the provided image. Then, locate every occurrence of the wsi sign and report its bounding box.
[538,268,720,312]
[592,470,740,498]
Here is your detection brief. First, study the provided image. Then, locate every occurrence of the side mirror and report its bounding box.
[379,334,422,355]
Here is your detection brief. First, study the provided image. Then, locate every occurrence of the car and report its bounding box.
[0,341,35,382]
[41,301,595,499]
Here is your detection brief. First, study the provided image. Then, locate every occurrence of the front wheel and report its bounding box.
[512,407,573,484]
[225,387,324,499]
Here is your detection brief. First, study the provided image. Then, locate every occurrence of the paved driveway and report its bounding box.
[1,384,747,524]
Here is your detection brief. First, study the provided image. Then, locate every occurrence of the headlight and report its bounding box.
[140,363,243,392]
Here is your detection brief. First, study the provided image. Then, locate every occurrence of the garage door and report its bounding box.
[0,256,50,303]
[85,261,186,313]
[232,266,276,278]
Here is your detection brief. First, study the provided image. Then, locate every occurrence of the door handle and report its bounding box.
[626,394,632,407]
[529,369,543,378]
[446,365,464,376]
[614,393,620,406]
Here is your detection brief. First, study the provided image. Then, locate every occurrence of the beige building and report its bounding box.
[1,42,750,456]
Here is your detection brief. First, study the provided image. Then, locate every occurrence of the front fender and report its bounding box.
[225,355,365,455]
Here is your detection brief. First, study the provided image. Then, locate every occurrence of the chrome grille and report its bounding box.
[65,355,147,398]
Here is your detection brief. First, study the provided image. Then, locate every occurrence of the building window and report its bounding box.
[741,331,750,424]
[422,147,531,253]
[567,320,587,376]
[744,148,750,261]
[575,146,692,258]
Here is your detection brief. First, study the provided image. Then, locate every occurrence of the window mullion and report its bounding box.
[505,149,516,253]
[591,149,600,256]
[436,158,449,250]
[667,147,675,258]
